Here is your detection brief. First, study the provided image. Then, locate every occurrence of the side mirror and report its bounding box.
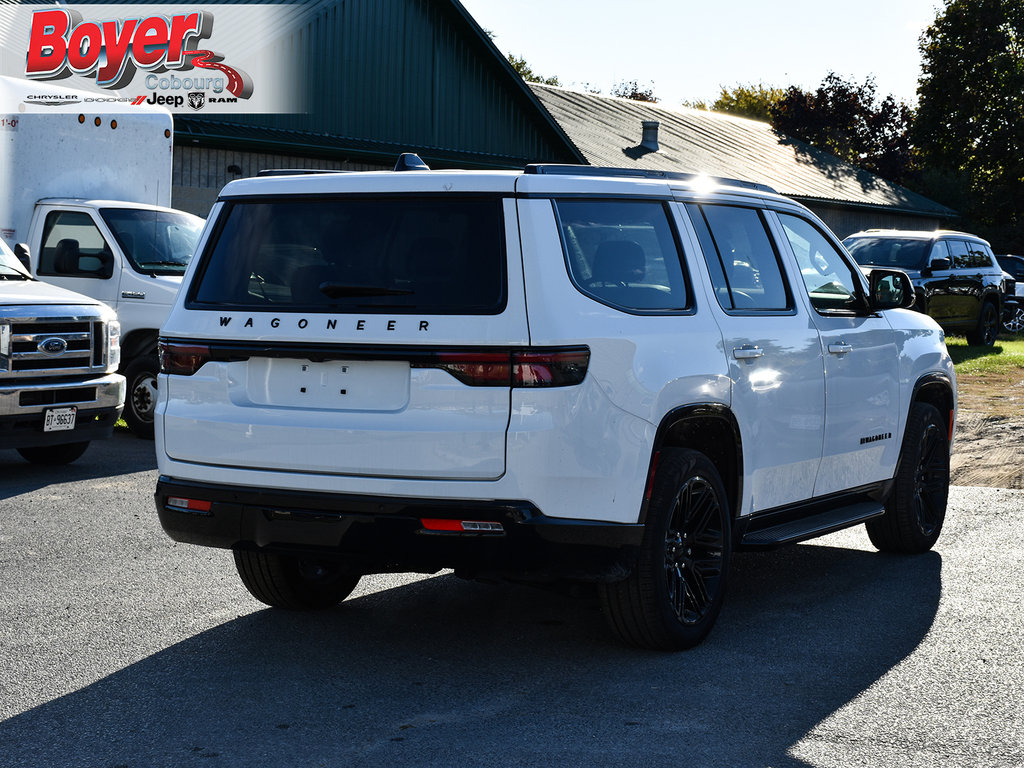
[930,256,952,271]
[14,243,31,272]
[869,269,915,310]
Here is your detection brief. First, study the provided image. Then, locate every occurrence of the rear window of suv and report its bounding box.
[189,196,507,314]
[844,237,929,270]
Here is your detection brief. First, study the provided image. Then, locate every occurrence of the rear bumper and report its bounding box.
[155,477,644,582]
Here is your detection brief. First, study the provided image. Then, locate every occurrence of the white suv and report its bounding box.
[154,159,956,650]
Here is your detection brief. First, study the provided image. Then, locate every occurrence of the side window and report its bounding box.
[686,203,791,311]
[948,240,971,270]
[777,213,863,313]
[969,242,995,269]
[38,211,114,278]
[930,240,952,266]
[554,199,690,312]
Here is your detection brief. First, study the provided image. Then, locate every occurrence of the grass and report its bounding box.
[945,335,1024,376]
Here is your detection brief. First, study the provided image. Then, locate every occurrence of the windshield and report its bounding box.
[843,236,930,270]
[0,239,31,279]
[100,208,205,276]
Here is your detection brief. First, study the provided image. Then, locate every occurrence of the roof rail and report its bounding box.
[524,164,777,194]
[256,169,346,177]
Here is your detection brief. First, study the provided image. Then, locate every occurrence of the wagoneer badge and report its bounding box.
[39,337,68,355]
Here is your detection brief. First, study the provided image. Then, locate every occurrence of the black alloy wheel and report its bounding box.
[599,448,731,650]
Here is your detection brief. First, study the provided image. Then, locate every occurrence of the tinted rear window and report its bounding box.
[189,196,506,314]
[844,237,929,270]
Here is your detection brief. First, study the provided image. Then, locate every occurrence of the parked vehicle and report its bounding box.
[0,76,205,436]
[154,158,955,650]
[995,255,1024,333]
[843,229,1004,346]
[1,238,123,464]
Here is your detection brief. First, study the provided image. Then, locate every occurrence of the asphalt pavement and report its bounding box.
[0,432,1022,768]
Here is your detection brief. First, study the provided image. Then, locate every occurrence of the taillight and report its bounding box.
[415,347,589,387]
[159,340,212,375]
[166,496,212,514]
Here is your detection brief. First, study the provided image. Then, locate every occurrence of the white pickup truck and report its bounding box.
[1,238,123,464]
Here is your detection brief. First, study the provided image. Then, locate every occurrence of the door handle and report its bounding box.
[733,346,765,360]
[828,343,853,355]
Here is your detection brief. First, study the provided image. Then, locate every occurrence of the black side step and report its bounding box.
[740,501,884,550]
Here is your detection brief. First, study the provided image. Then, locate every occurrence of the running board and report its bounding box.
[739,501,884,550]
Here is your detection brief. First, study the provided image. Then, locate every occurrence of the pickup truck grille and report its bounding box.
[0,314,108,376]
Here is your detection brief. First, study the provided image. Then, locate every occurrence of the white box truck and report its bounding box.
[0,76,204,436]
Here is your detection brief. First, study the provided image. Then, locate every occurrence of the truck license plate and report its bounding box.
[43,407,77,432]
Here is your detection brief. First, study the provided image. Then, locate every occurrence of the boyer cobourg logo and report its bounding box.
[23,8,253,107]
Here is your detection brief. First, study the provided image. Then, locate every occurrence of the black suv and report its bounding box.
[844,230,1005,346]
[996,254,1024,333]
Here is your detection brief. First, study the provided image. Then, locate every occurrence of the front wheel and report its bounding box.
[866,402,949,553]
[1004,305,1024,334]
[17,441,89,465]
[599,448,731,650]
[234,550,361,609]
[124,355,159,438]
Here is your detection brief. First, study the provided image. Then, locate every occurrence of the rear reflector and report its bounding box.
[167,496,213,514]
[421,518,504,533]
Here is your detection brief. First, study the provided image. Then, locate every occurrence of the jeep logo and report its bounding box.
[39,337,67,355]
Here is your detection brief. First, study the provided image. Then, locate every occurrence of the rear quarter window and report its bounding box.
[554,199,691,313]
[188,196,507,314]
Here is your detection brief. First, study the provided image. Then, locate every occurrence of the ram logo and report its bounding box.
[39,337,68,355]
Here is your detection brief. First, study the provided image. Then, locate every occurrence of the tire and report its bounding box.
[599,448,731,650]
[866,402,949,554]
[1004,306,1024,334]
[965,300,999,346]
[233,550,361,609]
[17,441,90,465]
[124,355,159,438]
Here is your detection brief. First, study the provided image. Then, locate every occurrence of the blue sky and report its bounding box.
[459,0,943,107]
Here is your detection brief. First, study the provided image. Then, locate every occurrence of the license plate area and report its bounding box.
[245,358,411,411]
[43,406,77,432]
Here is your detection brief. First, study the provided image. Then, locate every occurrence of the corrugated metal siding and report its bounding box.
[172,146,387,217]
[177,0,578,167]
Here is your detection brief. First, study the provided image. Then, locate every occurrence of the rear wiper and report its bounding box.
[319,282,413,298]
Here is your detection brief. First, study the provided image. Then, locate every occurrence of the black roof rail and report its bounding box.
[523,164,777,194]
[256,169,347,177]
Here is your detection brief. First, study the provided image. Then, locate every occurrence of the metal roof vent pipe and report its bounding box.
[640,121,660,152]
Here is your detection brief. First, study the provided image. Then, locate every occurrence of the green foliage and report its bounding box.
[689,83,786,122]
[770,73,916,186]
[915,0,1024,252]
[506,53,560,86]
[611,80,659,103]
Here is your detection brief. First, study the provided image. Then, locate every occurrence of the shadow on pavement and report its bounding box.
[0,431,156,499]
[0,542,941,768]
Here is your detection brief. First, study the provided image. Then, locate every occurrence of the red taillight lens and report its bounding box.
[513,348,590,387]
[158,341,212,376]
[431,352,512,386]
[416,347,589,388]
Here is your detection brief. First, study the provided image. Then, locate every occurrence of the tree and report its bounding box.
[687,83,786,122]
[769,73,915,186]
[915,0,1024,252]
[506,54,560,86]
[611,80,658,103]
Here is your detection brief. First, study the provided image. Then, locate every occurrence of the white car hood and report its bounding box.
[1,278,104,307]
